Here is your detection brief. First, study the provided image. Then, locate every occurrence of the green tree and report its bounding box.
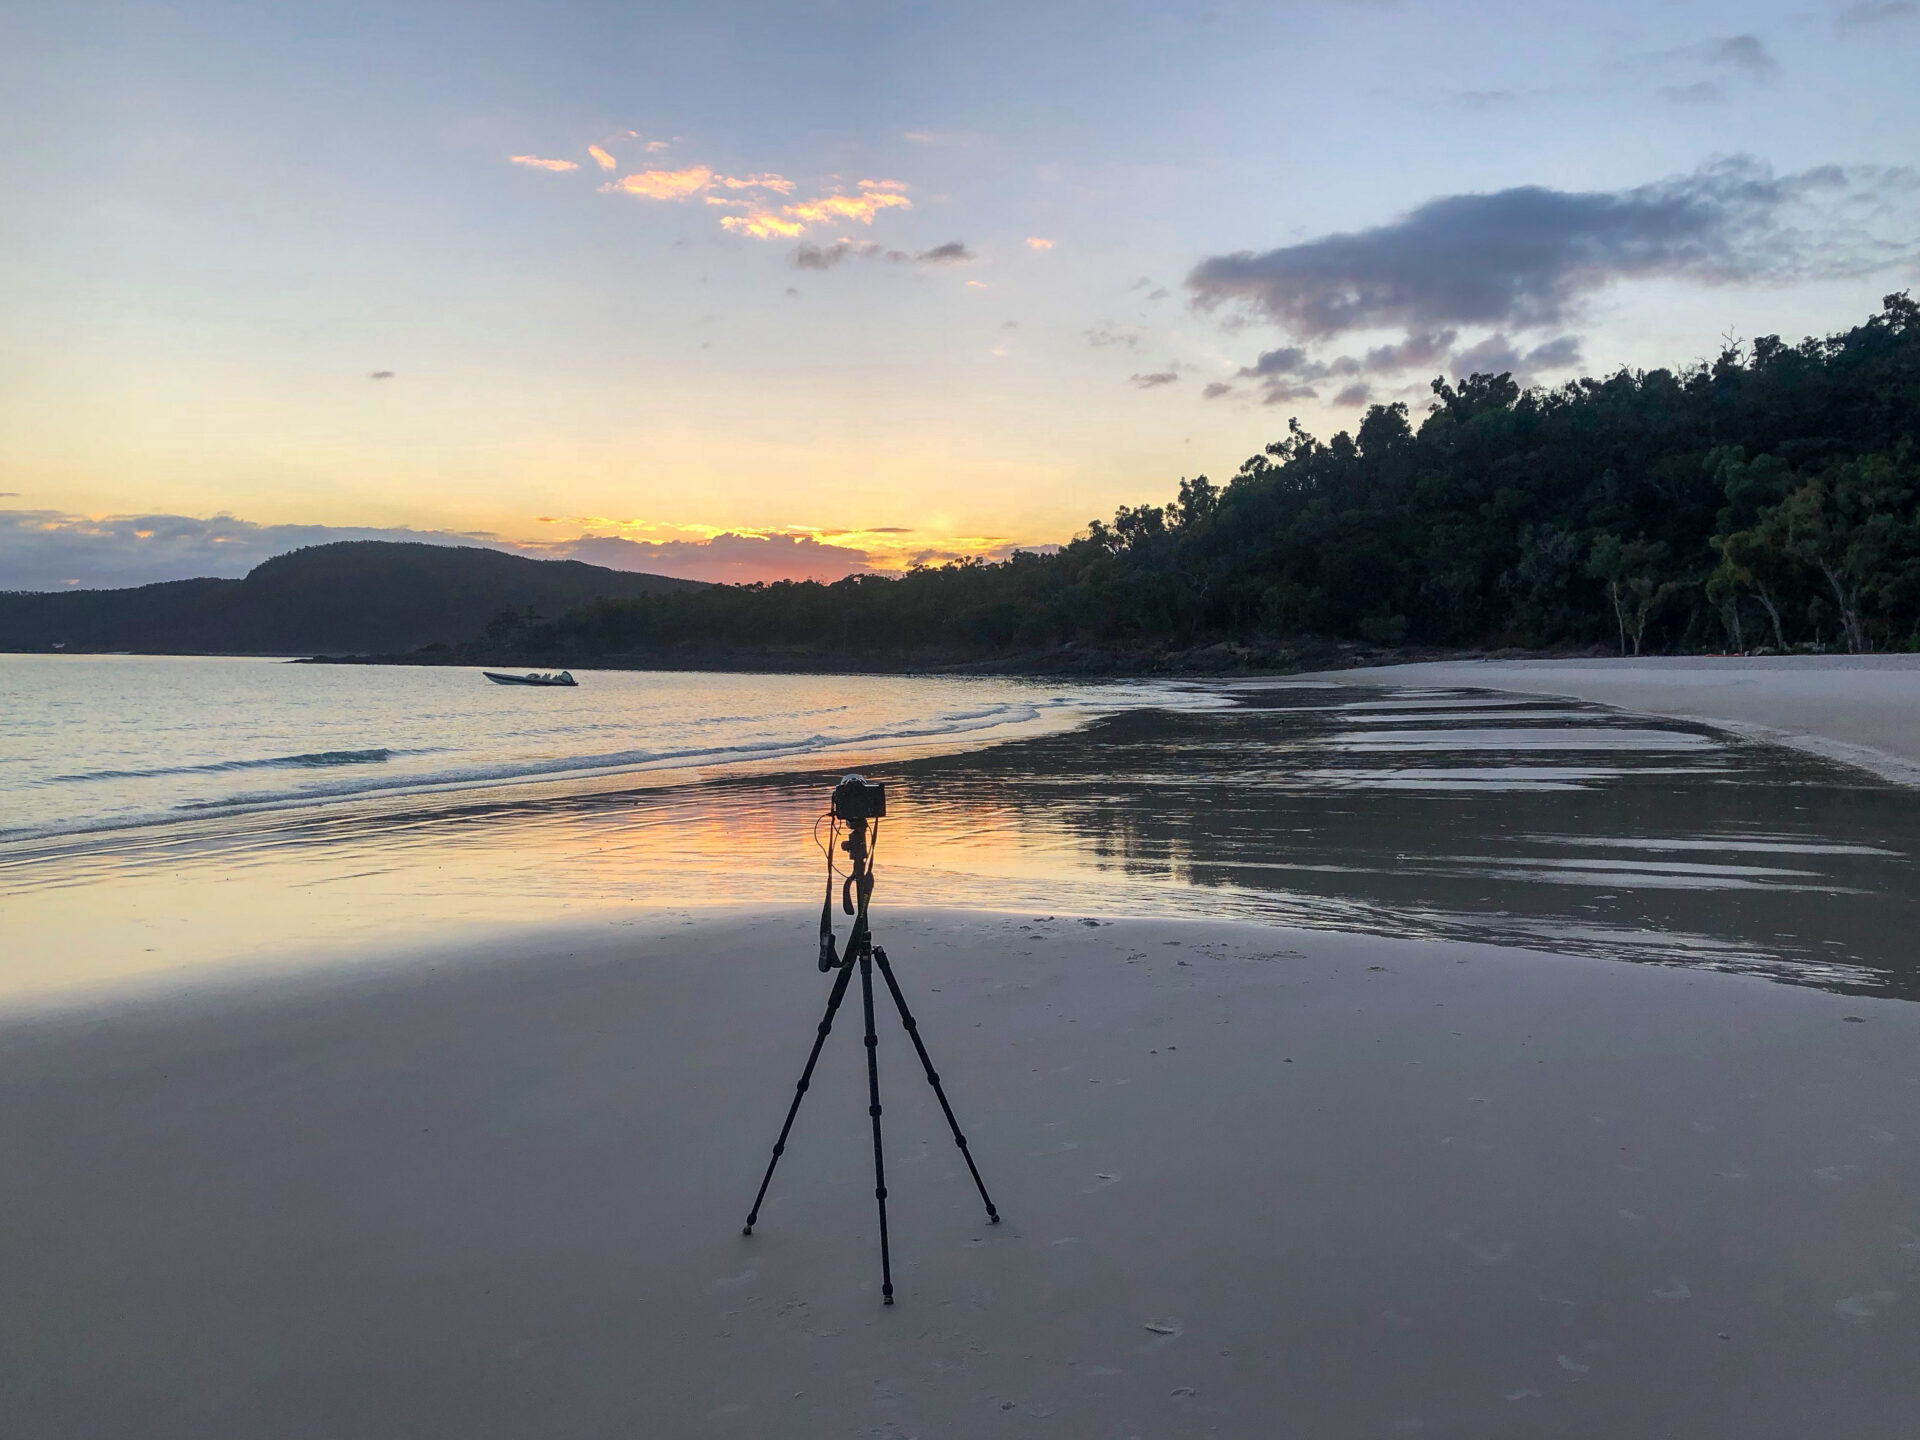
[1587,535,1682,656]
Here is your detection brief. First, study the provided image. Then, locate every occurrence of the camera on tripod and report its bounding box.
[830,774,886,821]
[744,770,999,1304]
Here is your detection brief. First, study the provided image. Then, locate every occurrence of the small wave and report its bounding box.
[170,706,1054,815]
[45,748,414,784]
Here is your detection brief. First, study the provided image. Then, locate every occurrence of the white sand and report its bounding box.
[1298,656,1920,785]
[4,907,1917,1437]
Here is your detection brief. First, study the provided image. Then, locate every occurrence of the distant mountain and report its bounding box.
[0,541,706,656]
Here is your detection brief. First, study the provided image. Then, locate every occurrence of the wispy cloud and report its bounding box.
[368,370,394,380]
[1025,236,1054,251]
[1130,370,1179,389]
[790,239,974,268]
[1838,0,1916,29]
[512,145,914,242]
[1699,34,1778,75]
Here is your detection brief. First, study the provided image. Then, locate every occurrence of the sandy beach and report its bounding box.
[1303,656,1920,787]
[4,906,1918,1438]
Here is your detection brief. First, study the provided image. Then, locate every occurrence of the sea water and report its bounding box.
[3,656,1917,1003]
[0,655,1216,843]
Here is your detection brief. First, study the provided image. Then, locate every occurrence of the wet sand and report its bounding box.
[1306,656,1920,786]
[4,907,1916,1438]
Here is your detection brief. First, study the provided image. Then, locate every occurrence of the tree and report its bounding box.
[1759,450,1918,653]
[1587,535,1681,656]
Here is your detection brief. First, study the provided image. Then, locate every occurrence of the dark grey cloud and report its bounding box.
[1449,333,1585,377]
[369,370,394,380]
[791,240,973,269]
[1259,382,1318,404]
[1191,158,1916,405]
[1188,158,1885,340]
[1202,381,1234,399]
[1362,328,1457,372]
[1233,326,1583,404]
[1239,345,1312,377]
[1838,1,1916,29]
[1700,34,1777,75]
[792,241,858,269]
[0,510,882,590]
[1130,370,1179,389]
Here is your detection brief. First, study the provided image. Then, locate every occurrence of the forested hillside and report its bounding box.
[483,294,1919,666]
[0,542,703,655]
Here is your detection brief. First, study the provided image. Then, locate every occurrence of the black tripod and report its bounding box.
[742,790,999,1304]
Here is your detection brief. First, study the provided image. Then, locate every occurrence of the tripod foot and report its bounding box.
[742,1225,753,1236]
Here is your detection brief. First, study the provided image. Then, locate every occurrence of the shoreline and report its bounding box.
[5,905,1917,1437]
[1298,655,1920,787]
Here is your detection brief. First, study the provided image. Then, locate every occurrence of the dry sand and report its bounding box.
[4,906,1917,1438]
[1299,655,1920,786]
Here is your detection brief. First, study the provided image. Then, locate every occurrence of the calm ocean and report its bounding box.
[0,655,1220,844]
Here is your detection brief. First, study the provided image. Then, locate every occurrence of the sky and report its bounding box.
[2,0,1916,589]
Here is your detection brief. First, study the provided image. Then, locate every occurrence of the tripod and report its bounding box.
[742,805,999,1304]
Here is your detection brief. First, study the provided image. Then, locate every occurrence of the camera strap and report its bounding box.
[818,817,841,972]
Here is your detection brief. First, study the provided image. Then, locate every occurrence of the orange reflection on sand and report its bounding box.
[0,774,1115,1004]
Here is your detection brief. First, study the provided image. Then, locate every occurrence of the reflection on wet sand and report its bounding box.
[2,685,1916,1002]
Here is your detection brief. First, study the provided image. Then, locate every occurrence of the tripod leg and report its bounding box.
[743,957,857,1235]
[872,947,1001,1223]
[859,947,895,1305]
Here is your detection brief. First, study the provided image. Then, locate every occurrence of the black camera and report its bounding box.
[831,774,887,821]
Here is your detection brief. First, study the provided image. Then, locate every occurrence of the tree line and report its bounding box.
[479,294,1920,664]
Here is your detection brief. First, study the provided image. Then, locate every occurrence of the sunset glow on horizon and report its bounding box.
[3,0,1916,589]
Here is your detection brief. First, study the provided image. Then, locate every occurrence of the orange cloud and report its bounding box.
[588,144,616,170]
[509,154,578,172]
[720,211,808,239]
[782,190,912,226]
[603,165,714,199]
[1025,236,1054,250]
[715,173,796,194]
[586,158,913,240]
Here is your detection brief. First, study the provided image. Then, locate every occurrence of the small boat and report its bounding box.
[484,670,577,687]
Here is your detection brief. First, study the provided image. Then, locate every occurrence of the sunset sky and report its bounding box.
[2,0,1916,588]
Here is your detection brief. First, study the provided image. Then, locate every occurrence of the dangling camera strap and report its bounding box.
[818,817,841,972]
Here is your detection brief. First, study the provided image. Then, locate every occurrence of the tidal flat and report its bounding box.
[2,667,1917,1436]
